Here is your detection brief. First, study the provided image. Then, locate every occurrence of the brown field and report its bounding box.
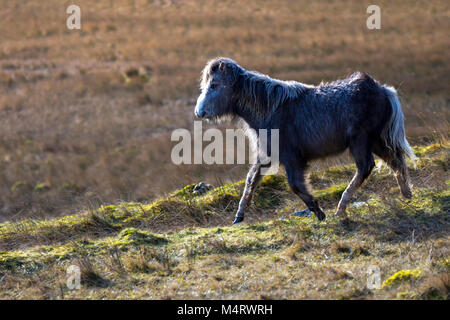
[0,0,449,221]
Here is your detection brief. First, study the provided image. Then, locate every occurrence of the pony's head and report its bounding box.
[194,57,240,120]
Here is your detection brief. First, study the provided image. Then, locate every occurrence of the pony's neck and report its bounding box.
[234,105,266,131]
[232,70,308,130]
[232,74,272,130]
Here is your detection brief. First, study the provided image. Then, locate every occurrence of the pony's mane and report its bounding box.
[236,69,311,119]
[200,58,311,120]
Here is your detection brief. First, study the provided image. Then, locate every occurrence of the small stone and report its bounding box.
[351,201,366,208]
[291,209,312,217]
[193,182,212,195]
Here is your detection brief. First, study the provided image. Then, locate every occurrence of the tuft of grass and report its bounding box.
[78,257,109,288]
[419,274,450,300]
[119,228,168,245]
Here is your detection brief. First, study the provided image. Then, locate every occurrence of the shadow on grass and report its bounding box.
[332,193,449,244]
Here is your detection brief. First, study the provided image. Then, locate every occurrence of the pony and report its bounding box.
[194,57,415,224]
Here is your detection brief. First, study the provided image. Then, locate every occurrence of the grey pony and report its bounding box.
[194,57,415,224]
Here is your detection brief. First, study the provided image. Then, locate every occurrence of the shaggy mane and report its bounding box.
[200,57,311,120]
[236,70,311,118]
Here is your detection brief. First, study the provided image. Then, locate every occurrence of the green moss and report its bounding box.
[119,228,168,245]
[431,189,450,213]
[0,253,25,270]
[315,183,347,201]
[322,165,355,180]
[254,175,288,208]
[34,183,50,192]
[10,180,28,191]
[99,204,119,214]
[382,269,422,288]
[431,152,449,171]
[170,184,197,201]
[433,258,450,271]
[195,181,243,210]
[413,143,444,157]
[0,227,170,274]
[259,175,288,189]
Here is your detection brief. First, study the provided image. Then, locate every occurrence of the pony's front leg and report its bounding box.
[233,161,262,224]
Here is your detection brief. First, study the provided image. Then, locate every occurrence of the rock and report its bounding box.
[193,182,212,195]
[351,201,366,208]
[291,209,312,217]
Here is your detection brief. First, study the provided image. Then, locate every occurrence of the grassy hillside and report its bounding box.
[0,142,448,299]
[0,0,448,221]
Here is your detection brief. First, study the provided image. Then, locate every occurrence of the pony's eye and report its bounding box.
[210,83,218,89]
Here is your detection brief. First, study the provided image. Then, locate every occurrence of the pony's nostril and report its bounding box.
[194,111,205,118]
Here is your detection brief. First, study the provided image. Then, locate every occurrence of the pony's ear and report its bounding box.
[219,61,235,74]
[211,64,218,73]
[220,61,239,84]
[219,61,226,72]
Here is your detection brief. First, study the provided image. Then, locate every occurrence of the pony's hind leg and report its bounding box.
[335,137,375,218]
[285,162,325,221]
[373,141,412,199]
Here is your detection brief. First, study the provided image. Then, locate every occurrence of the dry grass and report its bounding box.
[0,0,448,221]
[0,142,448,299]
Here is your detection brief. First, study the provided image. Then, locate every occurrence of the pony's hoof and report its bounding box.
[401,189,413,199]
[313,208,326,221]
[317,212,326,221]
[232,216,244,224]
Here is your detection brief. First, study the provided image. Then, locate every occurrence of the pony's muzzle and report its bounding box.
[195,109,206,118]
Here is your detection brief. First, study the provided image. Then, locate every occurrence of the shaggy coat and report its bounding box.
[195,57,414,224]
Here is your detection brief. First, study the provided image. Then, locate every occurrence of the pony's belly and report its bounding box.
[308,145,348,160]
[299,137,349,160]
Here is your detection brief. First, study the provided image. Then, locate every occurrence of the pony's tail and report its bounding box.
[381,86,416,161]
